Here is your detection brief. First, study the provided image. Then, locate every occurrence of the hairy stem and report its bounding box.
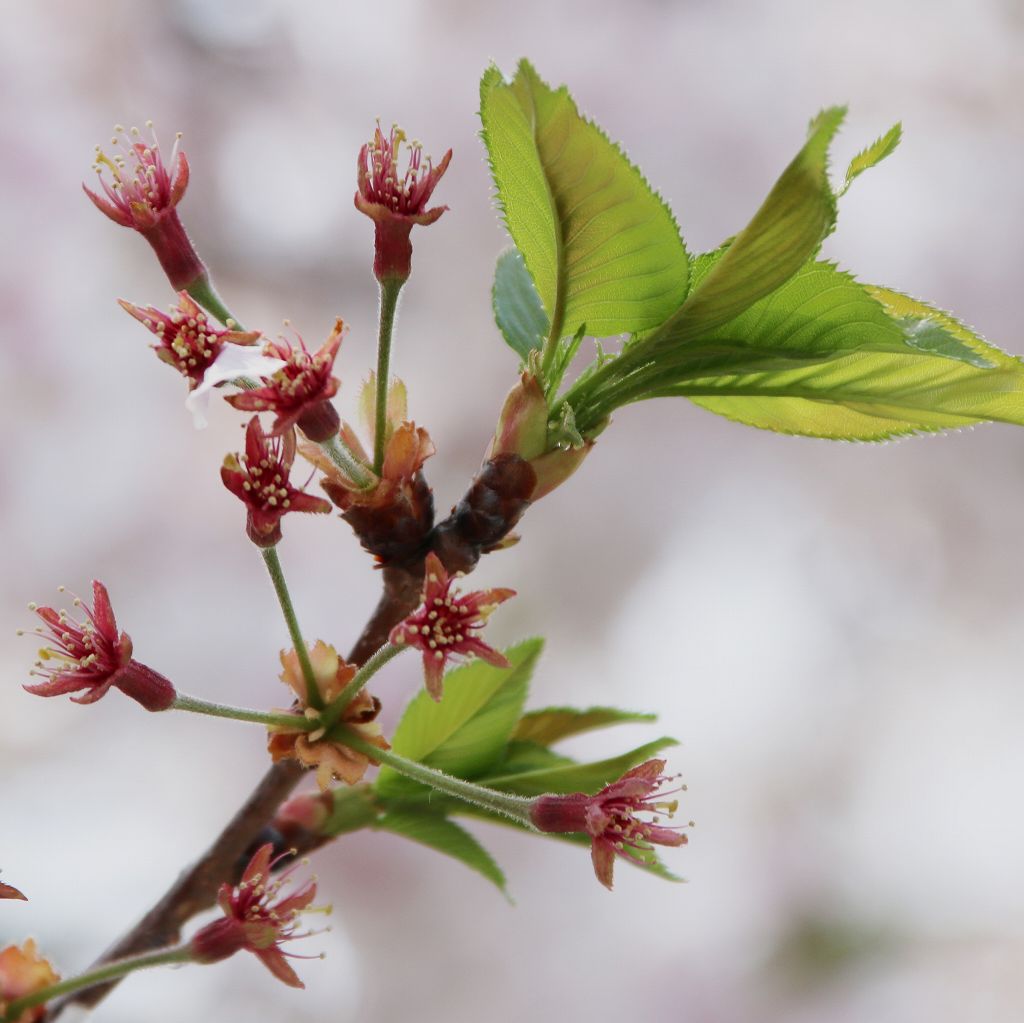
[260,546,321,711]
[186,276,241,330]
[341,731,535,825]
[373,279,404,475]
[320,432,375,490]
[3,946,192,1020]
[51,565,424,1019]
[172,695,316,731]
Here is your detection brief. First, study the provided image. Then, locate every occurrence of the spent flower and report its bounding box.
[267,641,389,790]
[84,123,206,290]
[389,552,515,700]
[0,940,59,1023]
[21,581,176,711]
[355,122,452,282]
[529,759,690,890]
[190,844,321,988]
[221,418,332,547]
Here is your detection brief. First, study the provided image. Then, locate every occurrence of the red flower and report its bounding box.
[21,581,176,711]
[191,844,320,989]
[355,122,452,282]
[529,759,690,890]
[0,940,59,1023]
[226,322,344,441]
[83,123,206,290]
[119,292,261,390]
[389,552,514,700]
[221,418,332,547]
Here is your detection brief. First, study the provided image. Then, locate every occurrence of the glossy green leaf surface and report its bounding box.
[513,705,656,745]
[376,810,509,896]
[671,265,1024,440]
[375,640,543,799]
[454,805,684,884]
[656,107,845,344]
[480,60,689,344]
[840,122,902,194]
[479,736,678,797]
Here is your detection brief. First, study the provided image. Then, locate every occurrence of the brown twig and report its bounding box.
[49,566,422,1018]
[51,454,533,1019]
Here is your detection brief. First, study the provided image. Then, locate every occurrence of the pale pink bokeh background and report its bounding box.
[3,2,1024,1021]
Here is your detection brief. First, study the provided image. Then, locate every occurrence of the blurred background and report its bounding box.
[3,0,1024,1020]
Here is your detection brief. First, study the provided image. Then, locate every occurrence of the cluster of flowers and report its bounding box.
[6,117,687,1017]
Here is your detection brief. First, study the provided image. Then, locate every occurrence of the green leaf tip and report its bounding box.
[480,735,680,797]
[652,105,848,346]
[679,261,1024,442]
[376,810,510,898]
[805,105,848,164]
[896,314,995,369]
[840,122,902,195]
[514,705,658,746]
[479,57,690,365]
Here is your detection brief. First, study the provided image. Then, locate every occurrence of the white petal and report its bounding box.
[185,345,287,429]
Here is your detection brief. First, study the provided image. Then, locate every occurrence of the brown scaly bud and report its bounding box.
[299,378,435,566]
[432,453,537,574]
[432,370,594,572]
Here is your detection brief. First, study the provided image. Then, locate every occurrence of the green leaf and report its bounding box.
[479,736,679,797]
[662,263,1024,440]
[375,810,509,896]
[479,60,689,346]
[321,784,379,837]
[496,739,575,775]
[657,107,846,344]
[493,248,549,360]
[545,324,587,402]
[840,123,901,195]
[513,706,657,745]
[376,639,543,798]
